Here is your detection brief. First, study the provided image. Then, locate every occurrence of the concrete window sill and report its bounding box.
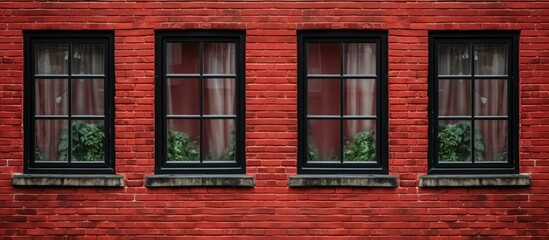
[419,174,531,187]
[12,174,125,187]
[288,175,398,188]
[145,175,255,187]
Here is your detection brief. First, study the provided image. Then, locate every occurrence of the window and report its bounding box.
[428,31,519,174]
[24,31,115,174]
[297,31,388,174]
[155,31,245,174]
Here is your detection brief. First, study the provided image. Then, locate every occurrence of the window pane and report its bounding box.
[204,43,236,75]
[72,43,104,75]
[71,120,104,162]
[307,43,340,75]
[35,79,68,116]
[35,120,68,162]
[71,79,104,115]
[438,120,472,163]
[167,119,200,162]
[308,119,341,161]
[166,78,200,115]
[438,79,471,116]
[203,119,236,161]
[35,43,69,75]
[475,120,508,162]
[344,79,376,116]
[166,42,200,74]
[475,44,507,76]
[204,78,235,115]
[343,43,376,75]
[343,120,376,162]
[475,79,508,116]
[307,78,340,115]
[438,43,471,76]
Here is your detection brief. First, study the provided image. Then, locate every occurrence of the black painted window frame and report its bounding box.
[154,31,246,174]
[23,31,115,174]
[297,31,389,175]
[428,31,520,174]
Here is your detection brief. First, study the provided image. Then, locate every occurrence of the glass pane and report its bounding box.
[307,78,340,115]
[72,43,104,75]
[307,43,340,75]
[71,120,105,162]
[204,78,235,115]
[71,79,104,115]
[437,120,472,163]
[344,79,376,116]
[438,43,471,76]
[204,43,236,75]
[166,42,200,74]
[343,120,376,162]
[475,79,508,116]
[167,119,200,161]
[35,43,69,75]
[308,120,340,161]
[166,78,200,115]
[35,79,68,116]
[34,120,68,162]
[438,79,471,116]
[475,120,508,162]
[343,43,376,75]
[475,44,507,76]
[203,119,236,161]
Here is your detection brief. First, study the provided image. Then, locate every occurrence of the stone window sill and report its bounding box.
[288,175,398,187]
[419,174,531,187]
[12,174,125,187]
[145,175,255,187]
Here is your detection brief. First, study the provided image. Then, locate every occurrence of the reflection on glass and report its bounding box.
[437,120,473,163]
[343,120,376,162]
[72,43,104,75]
[166,42,200,74]
[167,119,200,161]
[71,79,104,115]
[343,43,376,75]
[307,43,340,75]
[35,43,69,75]
[475,120,508,162]
[203,120,235,161]
[204,78,235,115]
[438,79,471,116]
[35,79,68,116]
[344,79,376,116]
[308,79,340,115]
[166,78,200,115]
[308,120,340,161]
[70,120,105,162]
[204,43,236,75]
[475,80,508,116]
[475,44,507,76]
[35,120,68,162]
[438,44,471,76]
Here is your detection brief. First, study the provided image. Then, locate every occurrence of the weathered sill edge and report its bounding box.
[12,174,125,187]
[145,175,255,187]
[288,175,398,188]
[419,174,531,187]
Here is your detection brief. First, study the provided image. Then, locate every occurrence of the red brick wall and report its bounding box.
[1,1,549,238]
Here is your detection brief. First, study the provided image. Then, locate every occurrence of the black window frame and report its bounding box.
[428,31,519,175]
[297,31,389,175]
[155,30,246,174]
[23,31,115,174]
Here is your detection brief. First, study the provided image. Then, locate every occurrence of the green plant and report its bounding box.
[167,130,199,161]
[307,137,320,161]
[58,121,104,161]
[344,131,376,161]
[221,129,236,161]
[438,122,484,162]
